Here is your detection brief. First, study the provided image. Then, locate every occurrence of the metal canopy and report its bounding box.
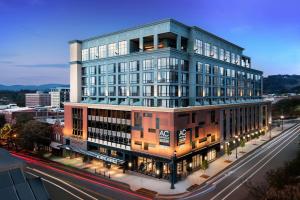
[60,144,125,165]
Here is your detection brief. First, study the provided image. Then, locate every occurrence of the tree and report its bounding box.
[0,114,6,128]
[239,139,246,152]
[0,123,13,139]
[201,159,209,174]
[225,144,232,160]
[18,120,52,151]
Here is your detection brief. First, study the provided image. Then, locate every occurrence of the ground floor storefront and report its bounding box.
[60,141,220,183]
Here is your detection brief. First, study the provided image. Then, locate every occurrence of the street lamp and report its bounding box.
[280,115,284,131]
[233,140,237,159]
[269,121,272,139]
[170,150,177,189]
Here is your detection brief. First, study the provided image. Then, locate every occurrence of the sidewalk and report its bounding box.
[49,121,297,195]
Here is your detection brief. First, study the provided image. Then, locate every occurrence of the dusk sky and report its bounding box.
[1,0,300,85]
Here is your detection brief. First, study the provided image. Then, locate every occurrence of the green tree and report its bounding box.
[201,159,209,174]
[18,120,52,151]
[225,143,232,160]
[239,139,246,152]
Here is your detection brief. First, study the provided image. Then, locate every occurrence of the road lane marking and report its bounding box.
[26,171,84,200]
[27,167,98,200]
[205,124,300,185]
[221,132,300,200]
[183,124,300,200]
[210,128,300,200]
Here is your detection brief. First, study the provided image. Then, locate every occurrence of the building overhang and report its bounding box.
[64,100,271,113]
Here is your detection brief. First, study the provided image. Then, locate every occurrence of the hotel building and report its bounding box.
[63,19,271,182]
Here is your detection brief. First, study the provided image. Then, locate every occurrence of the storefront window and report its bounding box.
[207,149,217,161]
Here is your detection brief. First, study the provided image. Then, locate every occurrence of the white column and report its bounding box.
[69,41,82,103]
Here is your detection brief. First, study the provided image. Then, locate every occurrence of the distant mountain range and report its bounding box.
[263,75,300,94]
[0,84,69,91]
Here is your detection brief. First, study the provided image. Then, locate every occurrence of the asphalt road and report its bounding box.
[181,122,300,200]
[12,153,151,200]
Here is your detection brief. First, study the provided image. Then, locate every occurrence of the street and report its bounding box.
[12,153,151,200]
[181,122,300,200]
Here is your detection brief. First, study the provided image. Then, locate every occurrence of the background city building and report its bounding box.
[63,19,271,182]
[49,87,70,108]
[25,91,50,107]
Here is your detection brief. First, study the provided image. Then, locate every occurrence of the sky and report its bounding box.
[0,0,300,85]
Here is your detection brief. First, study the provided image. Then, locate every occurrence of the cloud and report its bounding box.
[0,60,14,64]
[15,63,68,68]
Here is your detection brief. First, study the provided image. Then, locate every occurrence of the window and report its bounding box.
[157,57,178,70]
[82,67,88,76]
[99,65,106,74]
[197,62,203,73]
[219,67,224,76]
[181,73,189,84]
[118,62,128,72]
[82,49,89,61]
[89,87,96,96]
[107,63,116,73]
[108,43,117,57]
[236,55,240,65]
[89,76,96,85]
[157,86,178,97]
[205,64,211,74]
[204,43,210,56]
[192,113,196,123]
[99,76,106,85]
[143,59,153,70]
[194,39,203,54]
[87,66,95,75]
[181,60,189,71]
[143,99,154,107]
[129,61,139,71]
[118,41,127,55]
[108,86,115,96]
[231,53,235,64]
[99,45,107,58]
[143,72,154,83]
[213,66,218,75]
[220,48,224,61]
[89,47,98,60]
[83,87,88,96]
[72,108,83,137]
[118,74,127,84]
[181,86,189,97]
[130,73,139,84]
[212,46,218,59]
[118,86,127,96]
[157,99,178,108]
[130,86,139,96]
[225,51,230,62]
[143,86,154,96]
[196,74,203,84]
[157,71,178,83]
[99,86,106,96]
[108,75,115,84]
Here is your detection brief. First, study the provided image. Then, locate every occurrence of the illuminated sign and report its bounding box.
[177,129,187,145]
[159,130,170,146]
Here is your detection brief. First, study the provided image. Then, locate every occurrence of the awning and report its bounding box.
[59,144,125,165]
[50,142,63,149]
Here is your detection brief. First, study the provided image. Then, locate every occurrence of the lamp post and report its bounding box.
[269,121,272,139]
[170,150,177,189]
[233,140,237,159]
[280,115,284,131]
